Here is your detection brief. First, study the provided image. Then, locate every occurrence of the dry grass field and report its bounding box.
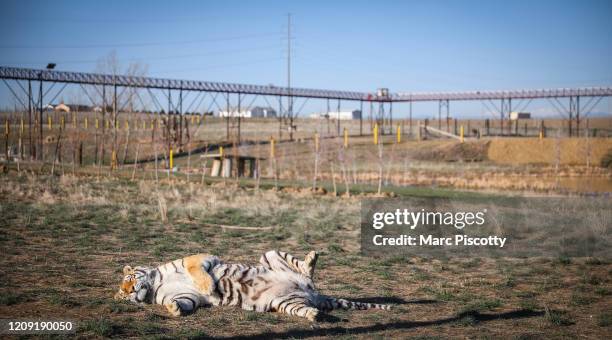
[1,174,610,339]
[1,112,611,338]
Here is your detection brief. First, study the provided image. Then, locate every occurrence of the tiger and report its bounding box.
[114,250,391,321]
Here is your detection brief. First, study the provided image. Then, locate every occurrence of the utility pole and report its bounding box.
[287,13,293,140]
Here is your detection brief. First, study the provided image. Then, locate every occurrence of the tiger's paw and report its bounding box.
[305,308,319,322]
[165,301,182,317]
[304,251,318,278]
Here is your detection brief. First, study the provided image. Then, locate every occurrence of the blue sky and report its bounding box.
[1,0,611,118]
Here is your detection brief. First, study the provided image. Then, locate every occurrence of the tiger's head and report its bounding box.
[114,265,152,302]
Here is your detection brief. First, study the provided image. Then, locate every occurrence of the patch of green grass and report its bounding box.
[518,299,540,311]
[556,255,571,265]
[515,291,537,299]
[581,273,602,285]
[131,321,166,335]
[570,292,595,305]
[459,258,482,268]
[47,293,82,307]
[544,308,574,326]
[419,286,455,302]
[454,314,477,326]
[595,287,610,296]
[106,300,141,313]
[327,243,344,253]
[459,299,502,313]
[0,292,24,305]
[597,311,612,327]
[585,257,606,265]
[79,318,123,337]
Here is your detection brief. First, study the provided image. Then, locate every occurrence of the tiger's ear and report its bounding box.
[123,265,134,275]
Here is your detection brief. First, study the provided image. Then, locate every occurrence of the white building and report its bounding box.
[218,106,276,118]
[309,110,362,120]
[510,112,531,120]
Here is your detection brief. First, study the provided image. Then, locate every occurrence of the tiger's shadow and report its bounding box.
[224,308,545,339]
[316,296,432,323]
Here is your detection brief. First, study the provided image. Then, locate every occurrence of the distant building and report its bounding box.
[54,102,71,112]
[309,110,362,120]
[49,102,95,113]
[510,112,531,120]
[218,106,277,118]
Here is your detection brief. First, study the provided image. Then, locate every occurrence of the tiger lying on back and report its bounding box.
[114,250,390,321]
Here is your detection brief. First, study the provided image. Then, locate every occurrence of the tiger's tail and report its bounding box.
[317,295,391,311]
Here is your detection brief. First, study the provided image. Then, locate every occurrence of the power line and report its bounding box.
[0,32,282,49]
[0,44,281,66]
[149,57,285,76]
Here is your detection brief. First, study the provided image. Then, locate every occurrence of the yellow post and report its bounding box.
[61,115,65,130]
[396,124,401,144]
[270,136,275,158]
[373,123,379,145]
[191,115,195,124]
[169,148,174,169]
[84,117,88,129]
[111,150,117,170]
[539,129,543,140]
[95,118,99,130]
[197,116,201,125]
[105,119,109,129]
[125,120,129,131]
[48,116,52,130]
[315,132,319,152]
[460,125,464,143]
[343,128,348,148]
[219,146,224,158]
[72,114,76,127]
[142,119,146,130]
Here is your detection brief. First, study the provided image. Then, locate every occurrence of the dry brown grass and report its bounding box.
[0,173,610,338]
[488,137,612,166]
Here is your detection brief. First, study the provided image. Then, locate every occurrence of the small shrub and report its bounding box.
[0,293,24,306]
[80,319,122,337]
[544,307,574,326]
[601,149,612,168]
[556,256,571,265]
[597,312,612,327]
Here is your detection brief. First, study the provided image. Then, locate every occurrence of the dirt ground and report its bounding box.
[487,138,612,166]
[0,174,610,339]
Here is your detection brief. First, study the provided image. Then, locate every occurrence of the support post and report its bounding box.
[576,96,580,137]
[27,80,32,159]
[226,93,230,140]
[409,100,413,136]
[336,99,340,136]
[359,100,363,136]
[179,87,183,145]
[38,73,43,161]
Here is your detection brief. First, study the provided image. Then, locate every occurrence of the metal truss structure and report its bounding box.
[3,66,610,102]
[394,87,612,102]
[1,65,611,148]
[0,66,368,101]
